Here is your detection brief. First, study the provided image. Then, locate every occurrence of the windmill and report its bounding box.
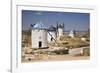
[47,30,58,46]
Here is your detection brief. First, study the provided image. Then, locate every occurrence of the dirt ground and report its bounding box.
[22,54,90,63]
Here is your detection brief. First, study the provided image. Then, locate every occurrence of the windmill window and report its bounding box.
[51,37,53,41]
[39,36,41,39]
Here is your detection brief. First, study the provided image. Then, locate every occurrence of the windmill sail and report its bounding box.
[47,31,58,45]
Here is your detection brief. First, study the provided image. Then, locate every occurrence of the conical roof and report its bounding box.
[58,24,63,28]
[34,22,46,29]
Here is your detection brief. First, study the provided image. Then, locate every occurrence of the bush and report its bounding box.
[53,49,69,55]
[83,48,90,56]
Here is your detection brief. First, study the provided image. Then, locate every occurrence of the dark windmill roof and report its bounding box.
[48,26,56,31]
[58,24,63,28]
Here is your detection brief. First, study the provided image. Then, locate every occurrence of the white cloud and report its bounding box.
[36,12,43,15]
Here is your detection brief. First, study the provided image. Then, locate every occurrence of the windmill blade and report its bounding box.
[30,24,33,27]
[47,31,58,45]
[30,23,36,27]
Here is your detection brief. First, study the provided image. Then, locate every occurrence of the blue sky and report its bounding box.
[22,10,90,31]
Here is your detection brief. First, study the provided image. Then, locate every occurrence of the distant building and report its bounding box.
[31,22,48,48]
[69,30,76,38]
[57,23,64,38]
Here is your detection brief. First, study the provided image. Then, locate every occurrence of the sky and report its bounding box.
[22,10,90,31]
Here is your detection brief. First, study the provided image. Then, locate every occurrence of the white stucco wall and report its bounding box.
[69,30,75,38]
[31,29,47,48]
[69,48,83,56]
[58,28,63,37]
[69,33,74,38]
[47,31,56,42]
